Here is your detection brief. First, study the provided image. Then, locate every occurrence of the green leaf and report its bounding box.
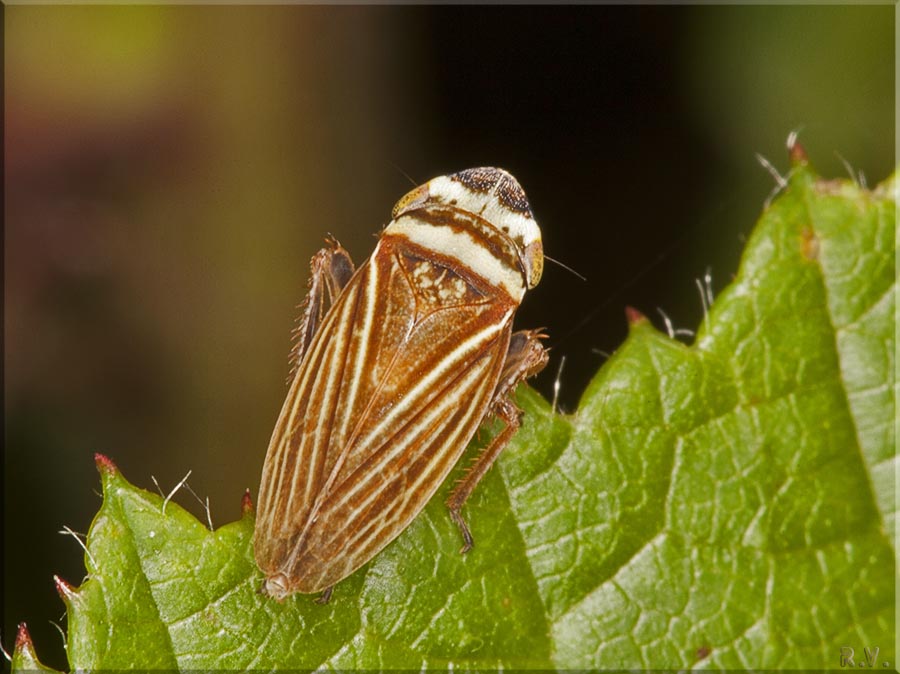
[10,625,58,673]
[15,156,896,671]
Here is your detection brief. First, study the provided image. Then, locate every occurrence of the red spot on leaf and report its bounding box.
[94,453,118,475]
[625,306,647,326]
[15,623,33,651]
[789,139,808,165]
[53,575,76,600]
[242,489,255,515]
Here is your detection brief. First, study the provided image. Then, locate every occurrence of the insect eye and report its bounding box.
[392,184,431,219]
[523,239,544,287]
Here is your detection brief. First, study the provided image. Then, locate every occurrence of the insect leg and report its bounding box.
[314,586,334,605]
[289,237,355,378]
[494,329,550,402]
[446,329,549,552]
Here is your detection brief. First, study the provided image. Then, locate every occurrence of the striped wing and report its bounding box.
[255,235,515,591]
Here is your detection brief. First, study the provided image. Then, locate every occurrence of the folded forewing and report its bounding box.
[255,235,515,581]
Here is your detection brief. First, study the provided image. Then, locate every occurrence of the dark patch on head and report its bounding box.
[451,167,533,216]
[496,174,532,215]
[452,167,500,193]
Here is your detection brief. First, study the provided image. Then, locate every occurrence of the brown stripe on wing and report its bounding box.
[282,272,362,518]
[256,233,516,586]
[286,330,507,591]
[324,242,514,484]
[283,269,362,521]
[254,262,368,568]
[327,242,416,455]
[258,244,422,570]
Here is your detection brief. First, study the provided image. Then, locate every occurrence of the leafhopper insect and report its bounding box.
[254,167,548,600]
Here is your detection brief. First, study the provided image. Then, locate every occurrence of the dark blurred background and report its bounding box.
[4,6,893,668]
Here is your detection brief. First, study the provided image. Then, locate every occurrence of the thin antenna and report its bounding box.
[555,238,680,350]
[386,160,419,188]
[549,166,739,352]
[544,254,587,281]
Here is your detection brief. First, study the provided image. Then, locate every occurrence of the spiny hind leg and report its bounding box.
[289,237,355,379]
[446,329,549,552]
